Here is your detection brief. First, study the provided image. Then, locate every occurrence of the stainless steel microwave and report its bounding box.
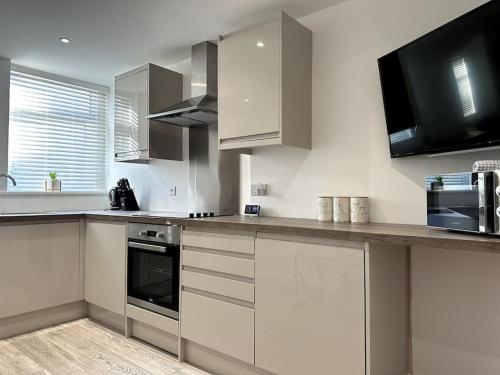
[426,171,499,234]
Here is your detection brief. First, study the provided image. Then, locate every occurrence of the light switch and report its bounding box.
[169,186,176,196]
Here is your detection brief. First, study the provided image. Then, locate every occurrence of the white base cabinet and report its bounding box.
[180,228,256,365]
[0,221,81,319]
[411,246,500,375]
[85,221,127,316]
[255,236,366,375]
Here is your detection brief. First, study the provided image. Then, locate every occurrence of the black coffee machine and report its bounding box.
[108,178,140,211]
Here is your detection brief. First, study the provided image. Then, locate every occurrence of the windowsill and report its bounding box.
[0,191,107,196]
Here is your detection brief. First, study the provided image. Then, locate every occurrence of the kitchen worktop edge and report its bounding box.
[2,212,500,251]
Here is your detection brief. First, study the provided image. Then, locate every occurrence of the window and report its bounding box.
[8,67,108,192]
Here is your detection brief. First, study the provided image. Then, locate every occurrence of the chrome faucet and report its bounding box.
[0,174,17,186]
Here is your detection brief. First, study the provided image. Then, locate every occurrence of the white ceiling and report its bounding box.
[0,0,345,86]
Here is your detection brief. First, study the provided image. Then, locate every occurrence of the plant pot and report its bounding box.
[430,181,443,191]
[45,179,62,192]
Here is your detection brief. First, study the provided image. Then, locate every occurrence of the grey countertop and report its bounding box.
[0,210,187,225]
[2,210,500,252]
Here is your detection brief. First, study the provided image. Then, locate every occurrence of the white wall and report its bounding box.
[249,0,496,225]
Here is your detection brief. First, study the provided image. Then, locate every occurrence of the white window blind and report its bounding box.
[8,68,108,192]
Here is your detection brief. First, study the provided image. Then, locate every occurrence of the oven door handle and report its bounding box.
[129,241,167,253]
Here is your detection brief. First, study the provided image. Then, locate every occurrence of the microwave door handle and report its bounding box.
[478,172,490,233]
[129,241,167,253]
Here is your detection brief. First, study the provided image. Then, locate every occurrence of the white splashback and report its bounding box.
[249,0,496,225]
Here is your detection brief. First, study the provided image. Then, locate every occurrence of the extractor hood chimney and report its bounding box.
[146,41,218,126]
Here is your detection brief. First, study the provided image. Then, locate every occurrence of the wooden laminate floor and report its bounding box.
[0,319,209,375]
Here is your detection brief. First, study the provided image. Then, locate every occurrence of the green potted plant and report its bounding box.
[45,171,61,192]
[431,175,444,191]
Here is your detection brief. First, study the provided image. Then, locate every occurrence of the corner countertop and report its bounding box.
[0,210,188,225]
[1,211,500,252]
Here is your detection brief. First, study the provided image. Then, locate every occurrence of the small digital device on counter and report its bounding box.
[244,205,261,217]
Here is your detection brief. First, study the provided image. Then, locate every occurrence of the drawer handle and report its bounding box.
[183,287,254,309]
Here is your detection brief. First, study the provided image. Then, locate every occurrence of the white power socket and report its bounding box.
[251,183,268,196]
[169,186,176,196]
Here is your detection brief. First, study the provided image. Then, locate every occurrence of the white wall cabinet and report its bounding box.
[114,63,183,162]
[255,236,366,375]
[85,221,127,316]
[218,12,312,150]
[0,221,81,318]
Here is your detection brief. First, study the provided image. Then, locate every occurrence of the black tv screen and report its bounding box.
[379,0,500,158]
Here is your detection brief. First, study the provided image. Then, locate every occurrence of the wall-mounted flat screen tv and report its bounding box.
[379,1,500,158]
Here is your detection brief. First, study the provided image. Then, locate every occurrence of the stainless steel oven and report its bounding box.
[127,223,180,320]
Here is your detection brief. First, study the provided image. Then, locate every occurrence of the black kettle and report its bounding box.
[109,178,140,211]
[108,187,121,210]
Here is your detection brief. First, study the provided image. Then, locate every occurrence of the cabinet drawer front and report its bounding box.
[183,250,254,279]
[181,291,254,364]
[182,270,254,303]
[183,230,254,254]
[126,304,179,336]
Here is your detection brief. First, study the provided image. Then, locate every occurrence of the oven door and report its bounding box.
[427,172,493,233]
[127,240,180,320]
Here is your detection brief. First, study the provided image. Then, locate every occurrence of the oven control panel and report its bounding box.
[139,230,165,239]
[128,223,180,245]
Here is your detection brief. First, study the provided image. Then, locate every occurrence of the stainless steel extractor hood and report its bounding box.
[147,41,218,126]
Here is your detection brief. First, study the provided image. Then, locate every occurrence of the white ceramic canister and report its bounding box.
[317,196,333,221]
[333,197,350,223]
[44,179,62,192]
[350,197,369,223]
